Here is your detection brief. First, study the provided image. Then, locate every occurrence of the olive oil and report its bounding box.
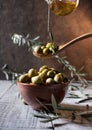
[50,1,78,16]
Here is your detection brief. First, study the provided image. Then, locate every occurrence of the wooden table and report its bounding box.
[0,80,92,130]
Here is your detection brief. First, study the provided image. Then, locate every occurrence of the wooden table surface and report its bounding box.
[0,80,92,130]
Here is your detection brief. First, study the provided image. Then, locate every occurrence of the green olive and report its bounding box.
[41,45,45,50]
[43,47,51,55]
[47,70,56,78]
[46,42,58,54]
[28,68,37,78]
[50,68,56,71]
[18,73,30,83]
[39,69,48,80]
[54,73,63,83]
[46,78,55,84]
[46,42,53,48]
[31,75,42,84]
[39,65,48,73]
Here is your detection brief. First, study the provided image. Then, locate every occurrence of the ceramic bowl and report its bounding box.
[17,82,69,110]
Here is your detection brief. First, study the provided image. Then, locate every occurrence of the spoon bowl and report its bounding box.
[33,33,92,59]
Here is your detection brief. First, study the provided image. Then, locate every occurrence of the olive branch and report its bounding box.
[33,94,92,129]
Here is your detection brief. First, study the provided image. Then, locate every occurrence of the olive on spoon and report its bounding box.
[33,33,92,59]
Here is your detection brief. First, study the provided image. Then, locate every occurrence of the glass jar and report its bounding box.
[45,0,79,16]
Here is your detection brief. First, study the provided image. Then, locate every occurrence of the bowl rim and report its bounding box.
[17,81,69,88]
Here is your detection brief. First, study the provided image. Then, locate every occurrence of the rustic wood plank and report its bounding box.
[0,80,13,98]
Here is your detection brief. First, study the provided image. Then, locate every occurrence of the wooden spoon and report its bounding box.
[33,33,92,59]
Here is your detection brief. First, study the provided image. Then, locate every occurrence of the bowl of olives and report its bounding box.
[17,65,69,110]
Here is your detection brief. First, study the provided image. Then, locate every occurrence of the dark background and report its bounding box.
[0,0,92,80]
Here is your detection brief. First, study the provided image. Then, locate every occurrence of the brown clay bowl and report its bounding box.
[17,82,69,110]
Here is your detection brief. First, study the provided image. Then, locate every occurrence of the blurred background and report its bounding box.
[0,0,92,80]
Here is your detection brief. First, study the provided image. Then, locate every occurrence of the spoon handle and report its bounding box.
[58,33,92,52]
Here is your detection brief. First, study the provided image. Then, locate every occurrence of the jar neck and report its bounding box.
[45,0,53,5]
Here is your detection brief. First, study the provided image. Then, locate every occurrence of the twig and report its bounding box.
[76,97,92,104]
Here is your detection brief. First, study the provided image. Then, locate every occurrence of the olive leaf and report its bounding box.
[66,93,81,98]
[1,64,21,80]
[35,98,50,112]
[40,116,59,123]
[33,113,50,119]
[76,97,92,104]
[85,94,92,98]
[51,94,57,111]
[49,31,54,43]
[11,33,42,47]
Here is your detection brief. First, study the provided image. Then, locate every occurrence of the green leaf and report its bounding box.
[49,31,54,43]
[40,116,59,123]
[12,33,42,47]
[76,97,92,104]
[36,98,50,112]
[33,36,40,41]
[78,73,88,77]
[67,93,81,98]
[51,94,57,111]
[78,66,85,73]
[85,94,92,98]
[33,113,49,119]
